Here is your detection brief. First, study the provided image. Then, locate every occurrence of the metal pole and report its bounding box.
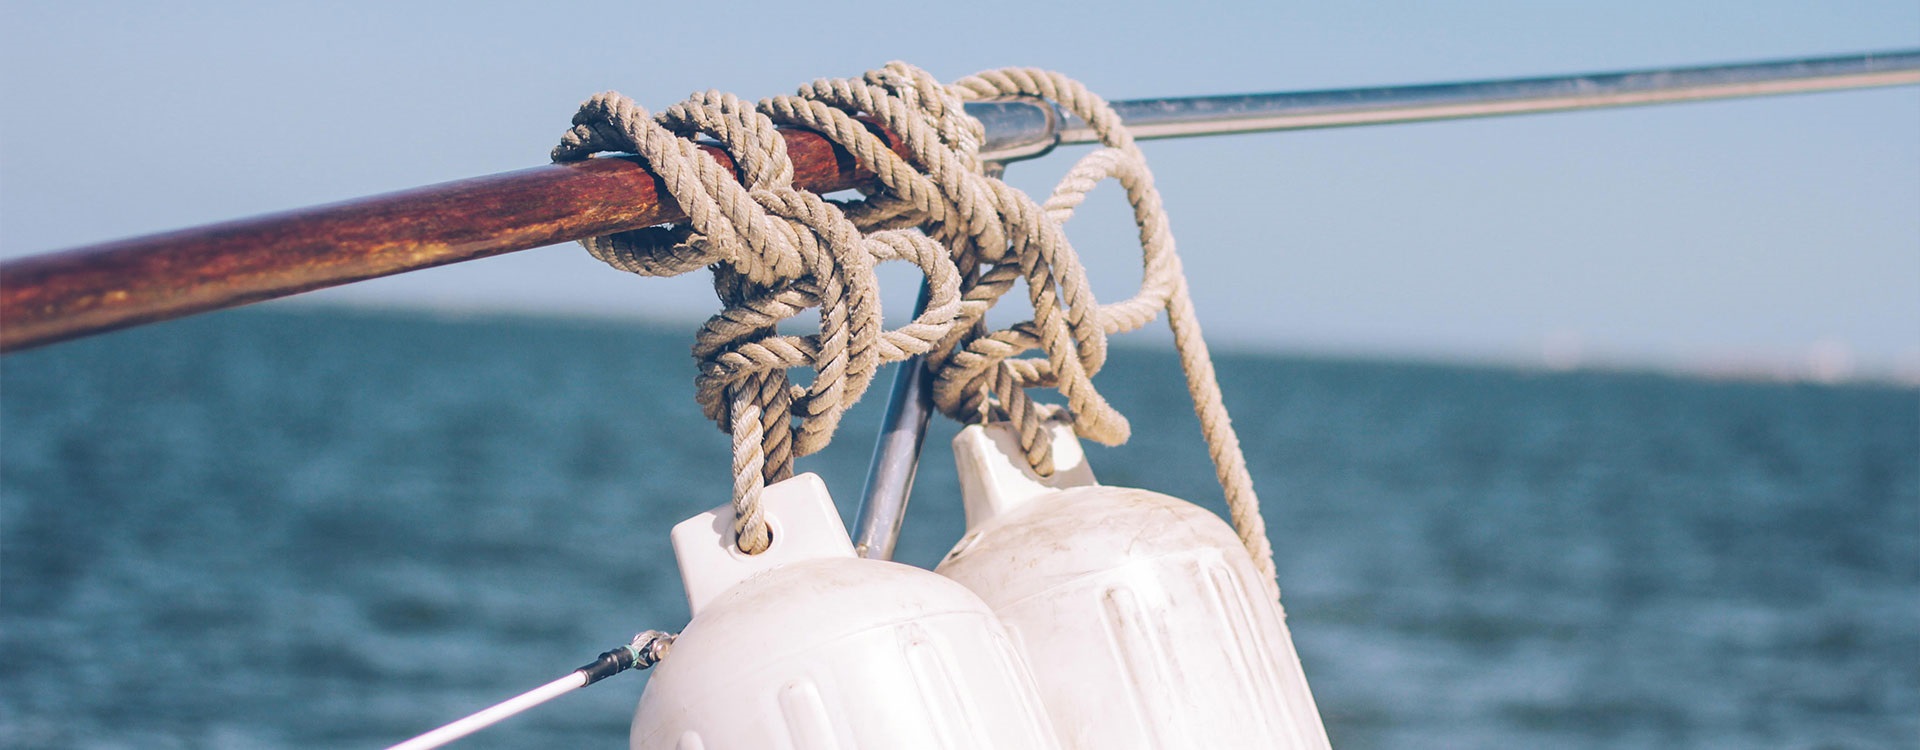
[852,162,1017,563]
[974,49,1920,159]
[4,50,1917,352]
[851,345,935,560]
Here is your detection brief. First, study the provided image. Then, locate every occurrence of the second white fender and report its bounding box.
[936,423,1332,749]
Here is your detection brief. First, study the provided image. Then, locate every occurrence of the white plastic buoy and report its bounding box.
[631,473,1061,750]
[936,423,1333,749]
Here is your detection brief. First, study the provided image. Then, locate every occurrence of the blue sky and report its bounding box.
[3,1,1916,379]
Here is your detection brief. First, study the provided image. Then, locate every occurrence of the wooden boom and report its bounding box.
[0,125,908,353]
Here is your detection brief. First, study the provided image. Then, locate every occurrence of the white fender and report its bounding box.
[936,424,1332,749]
[631,473,1060,750]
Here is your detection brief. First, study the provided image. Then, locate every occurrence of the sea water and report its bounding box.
[2,308,1914,748]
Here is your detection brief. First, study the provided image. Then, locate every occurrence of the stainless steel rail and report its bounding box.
[852,49,1920,562]
[971,49,1920,160]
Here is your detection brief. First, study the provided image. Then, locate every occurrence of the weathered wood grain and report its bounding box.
[0,123,905,352]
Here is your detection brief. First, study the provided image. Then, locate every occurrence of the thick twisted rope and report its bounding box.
[553,77,964,554]
[554,64,1275,593]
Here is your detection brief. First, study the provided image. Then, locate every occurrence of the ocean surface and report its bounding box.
[2,307,1915,748]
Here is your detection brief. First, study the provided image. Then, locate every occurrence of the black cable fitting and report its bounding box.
[576,630,675,686]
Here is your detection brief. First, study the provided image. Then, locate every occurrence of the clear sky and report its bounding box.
[3,1,1916,380]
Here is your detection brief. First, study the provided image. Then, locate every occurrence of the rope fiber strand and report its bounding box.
[555,63,1277,592]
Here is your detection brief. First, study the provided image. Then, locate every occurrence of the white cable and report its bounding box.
[383,632,673,750]
[386,672,587,750]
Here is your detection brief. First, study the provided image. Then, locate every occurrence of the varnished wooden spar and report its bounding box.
[0,125,910,353]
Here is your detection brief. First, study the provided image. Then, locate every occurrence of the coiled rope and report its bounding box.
[553,63,1275,592]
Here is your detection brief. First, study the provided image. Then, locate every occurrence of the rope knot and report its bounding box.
[554,65,1277,593]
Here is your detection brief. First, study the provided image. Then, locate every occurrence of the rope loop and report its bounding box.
[555,63,1277,593]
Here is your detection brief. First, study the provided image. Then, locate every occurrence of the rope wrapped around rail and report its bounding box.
[552,62,1275,592]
